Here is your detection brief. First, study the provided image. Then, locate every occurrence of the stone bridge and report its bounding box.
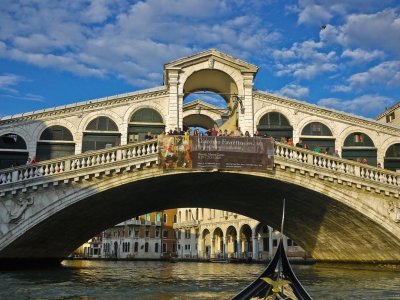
[0,139,399,264]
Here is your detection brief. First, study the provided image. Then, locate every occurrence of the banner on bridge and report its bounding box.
[158,135,274,173]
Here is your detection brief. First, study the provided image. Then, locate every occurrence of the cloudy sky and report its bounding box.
[0,0,399,118]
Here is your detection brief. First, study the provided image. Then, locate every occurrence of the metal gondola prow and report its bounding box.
[231,199,313,300]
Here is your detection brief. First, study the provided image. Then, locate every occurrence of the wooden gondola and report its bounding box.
[232,200,313,300]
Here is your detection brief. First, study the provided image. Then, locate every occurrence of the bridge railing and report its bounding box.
[275,142,400,187]
[1,138,399,190]
[0,140,158,185]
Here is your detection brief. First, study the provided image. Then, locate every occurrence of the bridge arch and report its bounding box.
[295,116,337,141]
[1,167,400,263]
[183,113,217,130]
[127,107,165,142]
[78,111,123,135]
[0,133,29,169]
[383,143,400,171]
[342,131,377,165]
[300,121,335,152]
[36,125,75,161]
[179,66,243,101]
[256,111,293,140]
[31,119,78,146]
[0,127,34,157]
[81,116,121,152]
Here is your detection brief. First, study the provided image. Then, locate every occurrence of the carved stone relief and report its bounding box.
[0,195,34,237]
[388,201,400,223]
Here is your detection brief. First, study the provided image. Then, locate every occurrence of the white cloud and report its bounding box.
[273,40,338,79]
[321,9,400,57]
[0,73,23,93]
[317,95,394,116]
[0,0,281,88]
[341,48,385,63]
[275,83,309,98]
[298,4,332,25]
[333,60,400,92]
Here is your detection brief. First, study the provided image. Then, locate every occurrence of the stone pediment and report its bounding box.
[164,49,258,77]
[183,100,226,112]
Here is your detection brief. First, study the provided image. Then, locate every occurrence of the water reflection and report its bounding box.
[0,260,399,299]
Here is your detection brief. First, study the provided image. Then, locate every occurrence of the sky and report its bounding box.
[0,0,399,119]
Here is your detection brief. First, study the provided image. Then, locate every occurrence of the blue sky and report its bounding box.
[0,0,399,118]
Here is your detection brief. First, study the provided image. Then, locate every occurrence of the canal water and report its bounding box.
[0,260,399,299]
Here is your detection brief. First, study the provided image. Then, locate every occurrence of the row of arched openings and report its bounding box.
[257,112,392,168]
[0,108,165,168]
[1,110,400,170]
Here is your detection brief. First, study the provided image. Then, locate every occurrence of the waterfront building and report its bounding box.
[101,209,177,259]
[173,208,307,261]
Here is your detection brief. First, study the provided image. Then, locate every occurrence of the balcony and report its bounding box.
[173,220,199,229]
[144,220,152,226]
[155,221,162,226]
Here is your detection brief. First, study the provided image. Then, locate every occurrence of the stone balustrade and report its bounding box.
[0,139,399,197]
[274,142,400,190]
[0,140,159,194]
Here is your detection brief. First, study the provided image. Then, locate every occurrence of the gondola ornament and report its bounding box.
[231,199,313,300]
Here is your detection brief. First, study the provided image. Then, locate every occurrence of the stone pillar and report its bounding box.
[237,239,242,258]
[211,238,215,259]
[239,72,255,135]
[223,237,228,259]
[268,227,274,260]
[252,231,258,259]
[166,68,180,131]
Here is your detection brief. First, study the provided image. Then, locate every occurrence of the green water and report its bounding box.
[0,260,399,299]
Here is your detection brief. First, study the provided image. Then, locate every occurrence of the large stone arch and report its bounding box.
[178,63,244,99]
[1,167,400,263]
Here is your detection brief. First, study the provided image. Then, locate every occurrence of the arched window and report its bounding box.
[145,242,149,252]
[384,143,400,171]
[134,242,139,252]
[37,125,75,161]
[82,116,121,152]
[257,112,293,140]
[300,122,335,153]
[342,132,376,166]
[128,108,165,143]
[0,133,28,168]
[155,243,159,253]
[301,122,333,136]
[86,116,118,131]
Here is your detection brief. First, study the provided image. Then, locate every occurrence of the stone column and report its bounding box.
[239,72,255,135]
[166,68,180,131]
[268,227,274,260]
[211,238,215,259]
[237,239,242,258]
[223,236,228,259]
[252,231,258,259]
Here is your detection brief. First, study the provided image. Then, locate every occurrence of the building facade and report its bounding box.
[174,208,306,261]
[95,209,177,259]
